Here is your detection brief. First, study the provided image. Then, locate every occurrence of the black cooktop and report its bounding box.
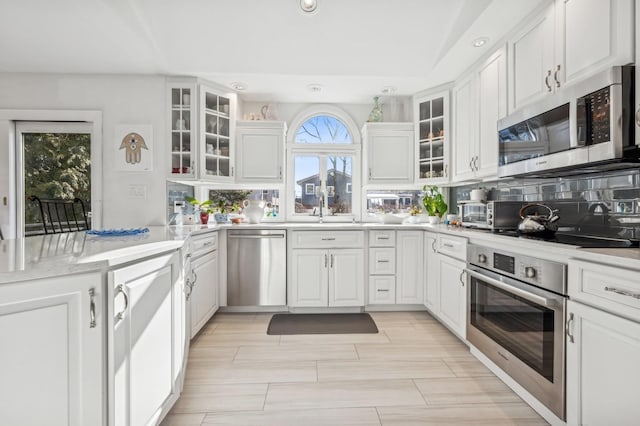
[496,230,640,248]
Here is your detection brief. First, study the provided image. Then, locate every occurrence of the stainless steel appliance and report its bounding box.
[227,229,286,306]
[466,243,568,420]
[458,201,523,230]
[497,66,637,177]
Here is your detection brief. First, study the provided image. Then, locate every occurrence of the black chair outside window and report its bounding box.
[26,195,90,236]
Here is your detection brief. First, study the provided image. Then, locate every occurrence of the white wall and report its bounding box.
[0,73,167,229]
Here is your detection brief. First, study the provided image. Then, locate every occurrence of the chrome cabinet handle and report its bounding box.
[185,276,193,300]
[377,289,390,292]
[444,164,448,177]
[636,106,640,127]
[368,168,372,178]
[279,166,282,180]
[377,236,389,240]
[553,64,561,88]
[469,158,473,170]
[443,243,454,248]
[231,166,234,177]
[604,286,640,300]
[566,312,575,343]
[431,239,436,252]
[330,254,334,268]
[459,271,465,287]
[89,288,96,329]
[473,156,479,171]
[115,284,129,322]
[544,69,552,92]
[321,237,336,241]
[192,271,198,285]
[377,259,390,263]
[324,254,328,268]
[202,241,212,246]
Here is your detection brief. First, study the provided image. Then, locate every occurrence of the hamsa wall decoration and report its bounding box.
[115,125,153,171]
[120,132,148,164]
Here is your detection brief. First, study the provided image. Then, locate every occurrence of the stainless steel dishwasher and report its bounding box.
[226,229,286,306]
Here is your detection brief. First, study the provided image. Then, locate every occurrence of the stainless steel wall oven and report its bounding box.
[466,244,568,420]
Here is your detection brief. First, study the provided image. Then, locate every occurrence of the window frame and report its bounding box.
[304,183,315,195]
[286,105,361,222]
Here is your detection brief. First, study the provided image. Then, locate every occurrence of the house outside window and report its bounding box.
[305,183,315,195]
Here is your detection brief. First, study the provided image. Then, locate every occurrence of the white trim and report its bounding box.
[0,109,102,238]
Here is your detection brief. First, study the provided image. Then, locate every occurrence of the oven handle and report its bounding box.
[464,268,557,308]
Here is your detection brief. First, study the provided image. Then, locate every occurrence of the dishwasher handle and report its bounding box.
[227,234,285,239]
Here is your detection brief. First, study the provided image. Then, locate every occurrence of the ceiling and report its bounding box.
[0,0,546,103]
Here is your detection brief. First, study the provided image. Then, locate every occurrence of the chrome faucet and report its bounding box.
[318,189,324,223]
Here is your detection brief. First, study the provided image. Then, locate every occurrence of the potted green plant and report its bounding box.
[422,185,448,224]
[213,199,229,223]
[184,196,213,225]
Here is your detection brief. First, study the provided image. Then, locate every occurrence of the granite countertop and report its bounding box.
[2,222,639,284]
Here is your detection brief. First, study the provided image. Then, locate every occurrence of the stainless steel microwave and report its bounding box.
[458,201,523,230]
[497,66,638,177]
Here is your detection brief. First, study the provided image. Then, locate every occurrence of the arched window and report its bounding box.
[287,105,361,221]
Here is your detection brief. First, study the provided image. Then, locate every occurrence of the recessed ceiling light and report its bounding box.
[381,86,397,95]
[229,82,247,91]
[300,0,317,13]
[307,83,323,93]
[472,37,489,48]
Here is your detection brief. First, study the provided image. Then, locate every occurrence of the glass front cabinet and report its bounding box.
[413,90,450,184]
[167,80,236,181]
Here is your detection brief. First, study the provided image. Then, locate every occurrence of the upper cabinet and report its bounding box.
[452,46,507,183]
[413,91,450,184]
[362,122,414,184]
[236,121,286,184]
[509,0,634,112]
[167,79,237,181]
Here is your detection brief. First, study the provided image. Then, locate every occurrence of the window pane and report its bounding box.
[23,132,91,235]
[294,156,320,213]
[327,156,352,214]
[295,115,352,144]
[366,190,423,214]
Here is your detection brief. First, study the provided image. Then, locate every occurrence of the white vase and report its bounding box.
[427,216,440,224]
[243,199,265,224]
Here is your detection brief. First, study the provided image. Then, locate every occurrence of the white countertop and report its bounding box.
[2,222,639,284]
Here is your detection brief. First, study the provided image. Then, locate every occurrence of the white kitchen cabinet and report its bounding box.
[369,275,396,304]
[453,46,506,182]
[0,273,104,426]
[423,232,439,312]
[509,0,633,111]
[396,231,424,304]
[200,84,236,181]
[188,232,219,337]
[110,251,180,426]
[290,248,364,307]
[437,252,467,339]
[168,81,197,178]
[414,90,450,183]
[362,122,414,184]
[236,120,286,183]
[566,300,640,426]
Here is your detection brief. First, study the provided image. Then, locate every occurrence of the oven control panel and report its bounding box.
[468,244,567,295]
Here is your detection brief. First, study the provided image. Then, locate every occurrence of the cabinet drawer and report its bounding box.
[437,234,467,261]
[290,230,364,249]
[369,276,396,304]
[369,230,396,247]
[569,259,640,322]
[369,247,396,275]
[190,232,218,257]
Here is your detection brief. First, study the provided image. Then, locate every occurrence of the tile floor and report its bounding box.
[162,311,548,426]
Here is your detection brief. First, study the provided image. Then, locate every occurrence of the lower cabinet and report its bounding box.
[0,272,104,426]
[290,248,364,307]
[424,232,439,312]
[396,231,424,304]
[110,251,181,426]
[566,300,640,426]
[189,248,219,337]
[437,253,467,339]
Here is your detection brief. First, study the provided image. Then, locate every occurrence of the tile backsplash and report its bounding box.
[452,169,640,232]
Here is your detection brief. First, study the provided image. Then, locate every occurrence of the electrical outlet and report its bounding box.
[128,184,147,200]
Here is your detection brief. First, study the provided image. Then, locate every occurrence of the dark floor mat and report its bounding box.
[267,313,378,335]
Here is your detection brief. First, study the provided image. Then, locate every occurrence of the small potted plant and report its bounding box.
[213,199,229,223]
[407,205,422,224]
[184,196,213,225]
[422,185,448,224]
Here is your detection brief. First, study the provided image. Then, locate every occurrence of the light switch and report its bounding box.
[127,184,147,200]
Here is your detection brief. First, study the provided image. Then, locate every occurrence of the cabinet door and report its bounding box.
[329,249,365,307]
[396,231,424,304]
[111,252,179,426]
[566,300,640,426]
[200,85,235,181]
[169,83,197,178]
[561,0,633,88]
[452,75,476,182]
[289,249,329,307]
[476,46,506,179]
[365,125,414,183]
[424,233,439,313]
[0,273,104,426]
[190,250,219,338]
[438,255,467,338]
[236,123,284,183]
[508,5,556,111]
